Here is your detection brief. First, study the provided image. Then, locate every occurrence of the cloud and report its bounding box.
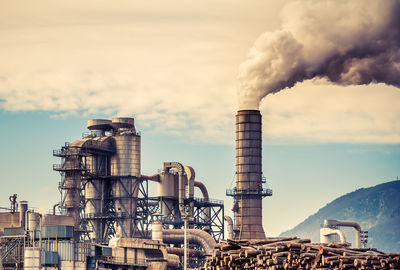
[261,81,400,144]
[0,0,398,144]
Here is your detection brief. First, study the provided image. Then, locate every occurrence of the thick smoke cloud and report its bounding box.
[238,0,400,109]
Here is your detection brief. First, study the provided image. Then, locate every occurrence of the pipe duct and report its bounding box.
[162,229,216,256]
[224,216,234,240]
[166,247,205,257]
[324,220,362,248]
[320,227,347,244]
[194,180,211,230]
[184,166,195,200]
[141,174,161,182]
[163,162,185,213]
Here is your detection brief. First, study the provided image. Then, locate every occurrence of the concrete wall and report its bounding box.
[0,212,20,232]
[42,214,74,226]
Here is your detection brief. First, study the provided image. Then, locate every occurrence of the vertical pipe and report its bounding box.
[184,217,188,270]
[19,201,28,228]
[224,216,234,240]
[355,230,360,248]
[178,172,185,213]
[39,214,42,268]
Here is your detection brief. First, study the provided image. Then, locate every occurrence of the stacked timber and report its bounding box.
[201,237,400,270]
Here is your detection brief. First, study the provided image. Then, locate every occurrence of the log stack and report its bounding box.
[201,237,400,270]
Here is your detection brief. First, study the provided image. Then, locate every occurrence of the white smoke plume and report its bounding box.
[238,0,400,109]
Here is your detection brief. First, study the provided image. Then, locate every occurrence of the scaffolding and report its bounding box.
[54,143,224,244]
[0,235,25,269]
[226,174,272,236]
[54,142,116,242]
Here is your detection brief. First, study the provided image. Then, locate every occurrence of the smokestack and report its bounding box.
[227,110,272,240]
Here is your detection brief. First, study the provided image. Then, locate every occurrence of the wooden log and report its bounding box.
[275,245,288,252]
[300,252,317,259]
[245,249,262,258]
[273,251,291,258]
[286,242,302,249]
[203,238,400,270]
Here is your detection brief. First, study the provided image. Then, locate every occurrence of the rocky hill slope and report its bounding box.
[279,180,400,252]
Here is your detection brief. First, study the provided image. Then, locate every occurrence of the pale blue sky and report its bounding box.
[0,0,399,236]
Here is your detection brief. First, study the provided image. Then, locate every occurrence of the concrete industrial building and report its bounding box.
[0,117,225,270]
[0,111,273,269]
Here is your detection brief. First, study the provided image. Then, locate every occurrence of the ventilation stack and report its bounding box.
[227,110,272,240]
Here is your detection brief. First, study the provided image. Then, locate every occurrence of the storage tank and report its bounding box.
[87,119,112,137]
[28,211,38,232]
[152,220,163,241]
[111,117,141,238]
[158,171,178,220]
[24,247,40,270]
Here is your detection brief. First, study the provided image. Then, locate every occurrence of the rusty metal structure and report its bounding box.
[227,110,272,240]
[53,117,224,246]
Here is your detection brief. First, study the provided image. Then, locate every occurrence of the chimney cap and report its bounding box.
[236,110,261,115]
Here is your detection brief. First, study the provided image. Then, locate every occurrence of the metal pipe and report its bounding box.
[141,174,161,182]
[39,213,42,268]
[19,201,28,228]
[194,181,209,201]
[52,203,60,215]
[224,216,234,239]
[166,254,180,268]
[320,227,347,244]
[163,162,185,213]
[194,180,210,230]
[184,166,195,200]
[184,217,188,270]
[324,220,362,248]
[166,247,205,257]
[162,229,216,256]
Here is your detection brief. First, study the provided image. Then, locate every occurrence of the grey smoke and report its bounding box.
[238,0,400,109]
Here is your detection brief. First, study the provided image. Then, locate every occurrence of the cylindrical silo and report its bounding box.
[111,117,141,238]
[87,119,112,137]
[235,110,265,240]
[85,157,103,241]
[152,220,163,241]
[19,201,28,228]
[24,247,40,270]
[158,171,179,221]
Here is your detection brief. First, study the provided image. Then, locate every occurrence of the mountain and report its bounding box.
[279,180,400,252]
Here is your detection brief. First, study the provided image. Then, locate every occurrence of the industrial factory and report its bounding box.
[0,110,274,270]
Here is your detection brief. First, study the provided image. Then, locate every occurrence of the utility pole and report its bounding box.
[183,205,194,270]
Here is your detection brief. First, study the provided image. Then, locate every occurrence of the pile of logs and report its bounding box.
[201,237,400,270]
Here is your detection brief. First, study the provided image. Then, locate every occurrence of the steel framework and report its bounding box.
[54,143,224,244]
[0,235,25,269]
